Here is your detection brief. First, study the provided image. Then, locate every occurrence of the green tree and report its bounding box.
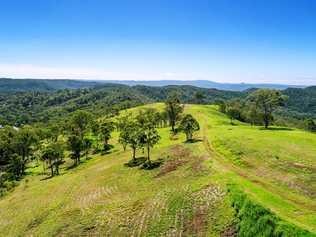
[41,141,64,176]
[179,114,200,141]
[216,100,227,113]
[67,110,92,165]
[137,110,161,163]
[117,114,133,151]
[165,93,183,132]
[82,137,93,159]
[124,121,142,160]
[153,111,163,128]
[98,120,115,151]
[46,123,62,142]
[0,126,17,182]
[116,113,130,131]
[245,102,262,126]
[305,119,316,132]
[68,134,82,166]
[69,110,92,139]
[226,100,243,124]
[160,111,169,127]
[248,89,287,128]
[13,126,38,176]
[194,91,205,104]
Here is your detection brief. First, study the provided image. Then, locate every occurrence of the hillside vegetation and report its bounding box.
[0,84,240,125]
[0,78,100,92]
[0,103,315,236]
[1,83,316,127]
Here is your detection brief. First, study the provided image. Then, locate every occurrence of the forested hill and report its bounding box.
[0,84,241,125]
[0,78,100,92]
[0,81,315,126]
[282,86,316,118]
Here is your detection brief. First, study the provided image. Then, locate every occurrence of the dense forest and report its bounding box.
[0,78,100,92]
[0,84,241,126]
[0,82,315,128]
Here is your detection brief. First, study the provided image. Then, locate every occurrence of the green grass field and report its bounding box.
[0,103,315,236]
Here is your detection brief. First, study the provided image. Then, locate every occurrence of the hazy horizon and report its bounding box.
[1,77,313,87]
[1,1,316,85]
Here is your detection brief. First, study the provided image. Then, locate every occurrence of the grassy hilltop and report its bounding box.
[0,103,315,236]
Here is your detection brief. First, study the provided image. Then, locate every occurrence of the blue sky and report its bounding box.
[1,0,316,85]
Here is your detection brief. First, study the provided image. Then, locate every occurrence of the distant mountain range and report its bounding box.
[0,78,306,92]
[103,80,305,91]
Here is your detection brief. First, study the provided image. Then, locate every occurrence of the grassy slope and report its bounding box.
[186,104,316,232]
[0,103,315,236]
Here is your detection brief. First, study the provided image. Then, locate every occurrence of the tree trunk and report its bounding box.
[147,145,151,163]
[264,115,269,129]
[55,164,59,175]
[21,163,25,176]
[21,152,26,175]
[50,164,54,177]
[188,132,192,141]
[78,151,81,164]
[264,119,269,129]
[132,147,136,160]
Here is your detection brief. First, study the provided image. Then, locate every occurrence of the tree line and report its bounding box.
[218,89,286,128]
[0,93,200,196]
[217,89,316,132]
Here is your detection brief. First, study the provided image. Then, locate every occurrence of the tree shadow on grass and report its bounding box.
[259,127,293,131]
[85,156,93,160]
[124,157,147,167]
[184,138,203,144]
[100,144,115,155]
[65,164,77,170]
[65,161,85,170]
[140,159,164,170]
[124,157,164,170]
[40,176,54,181]
[40,172,67,181]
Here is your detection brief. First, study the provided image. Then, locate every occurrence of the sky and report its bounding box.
[1,0,316,85]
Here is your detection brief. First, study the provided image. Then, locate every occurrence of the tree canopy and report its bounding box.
[165,92,183,132]
[179,114,200,141]
[247,89,287,128]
